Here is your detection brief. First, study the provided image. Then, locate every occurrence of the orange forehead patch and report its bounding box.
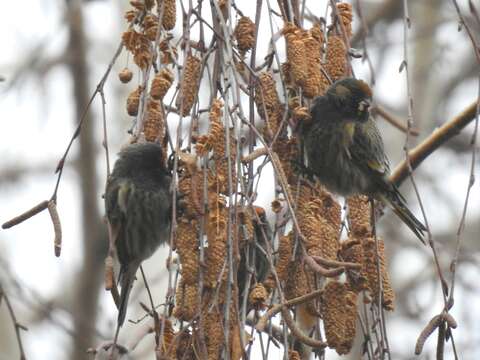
[357,80,373,98]
[335,84,351,99]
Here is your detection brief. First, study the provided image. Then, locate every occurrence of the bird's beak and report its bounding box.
[358,99,371,113]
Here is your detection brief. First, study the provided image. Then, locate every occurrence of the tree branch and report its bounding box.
[390,101,479,186]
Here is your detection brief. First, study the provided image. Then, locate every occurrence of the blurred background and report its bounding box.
[0,0,479,359]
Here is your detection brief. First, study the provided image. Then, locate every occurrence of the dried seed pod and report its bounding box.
[176,55,201,116]
[275,231,293,282]
[159,39,177,64]
[126,86,142,116]
[363,237,395,310]
[288,350,301,360]
[144,13,159,41]
[161,0,176,31]
[122,30,153,69]
[248,283,268,309]
[283,23,308,86]
[300,195,340,260]
[234,16,255,51]
[151,67,174,100]
[302,30,329,98]
[175,218,200,285]
[321,281,358,355]
[204,310,224,360]
[143,99,165,142]
[335,2,353,38]
[325,35,348,81]
[173,279,199,321]
[118,68,133,83]
[124,10,137,23]
[340,238,368,293]
[157,318,175,356]
[347,195,372,237]
[254,72,281,121]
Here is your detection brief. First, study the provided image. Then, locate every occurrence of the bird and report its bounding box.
[105,142,172,329]
[301,77,427,243]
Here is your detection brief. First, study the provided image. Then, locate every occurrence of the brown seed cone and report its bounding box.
[340,238,368,293]
[272,137,299,185]
[144,13,159,41]
[175,218,199,285]
[321,281,358,355]
[234,16,255,51]
[195,99,236,194]
[178,170,204,218]
[151,67,174,100]
[248,283,268,309]
[302,32,328,98]
[159,39,177,64]
[285,261,319,316]
[176,55,201,116]
[204,309,224,360]
[122,30,152,69]
[204,196,228,288]
[335,2,353,38]
[126,86,142,116]
[318,190,342,233]
[161,0,176,30]
[347,195,372,237]
[157,318,175,356]
[119,68,133,83]
[283,23,308,87]
[304,207,339,260]
[363,237,395,310]
[176,332,194,360]
[173,279,199,321]
[325,35,348,82]
[230,324,247,360]
[143,98,165,142]
[124,10,137,23]
[288,350,301,360]
[254,72,281,121]
[275,231,294,282]
[340,291,358,354]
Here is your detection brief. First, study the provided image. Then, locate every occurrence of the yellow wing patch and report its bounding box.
[367,159,384,173]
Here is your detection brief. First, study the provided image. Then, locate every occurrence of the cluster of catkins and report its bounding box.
[115,1,394,358]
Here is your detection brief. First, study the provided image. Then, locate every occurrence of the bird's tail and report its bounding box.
[380,188,427,245]
[117,266,136,327]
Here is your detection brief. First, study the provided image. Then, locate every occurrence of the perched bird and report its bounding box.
[105,142,172,327]
[301,77,426,243]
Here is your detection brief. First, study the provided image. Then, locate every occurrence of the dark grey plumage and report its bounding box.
[302,78,426,243]
[105,142,172,327]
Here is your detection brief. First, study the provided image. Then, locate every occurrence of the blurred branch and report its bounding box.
[0,283,28,360]
[390,101,479,186]
[372,105,420,136]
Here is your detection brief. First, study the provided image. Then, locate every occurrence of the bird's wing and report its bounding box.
[350,118,391,189]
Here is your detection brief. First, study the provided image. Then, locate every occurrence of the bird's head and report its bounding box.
[326,78,372,123]
[117,142,166,174]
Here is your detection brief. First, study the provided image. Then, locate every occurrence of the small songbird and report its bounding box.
[105,142,172,328]
[301,77,427,243]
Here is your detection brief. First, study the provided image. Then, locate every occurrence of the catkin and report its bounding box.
[176,55,201,116]
[325,34,348,81]
[161,0,176,31]
[175,218,199,285]
[234,16,255,52]
[151,67,174,100]
[143,99,164,142]
[321,281,358,355]
[363,237,395,310]
[283,23,308,87]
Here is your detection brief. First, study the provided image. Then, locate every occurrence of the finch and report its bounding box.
[301,77,427,243]
[105,142,172,327]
